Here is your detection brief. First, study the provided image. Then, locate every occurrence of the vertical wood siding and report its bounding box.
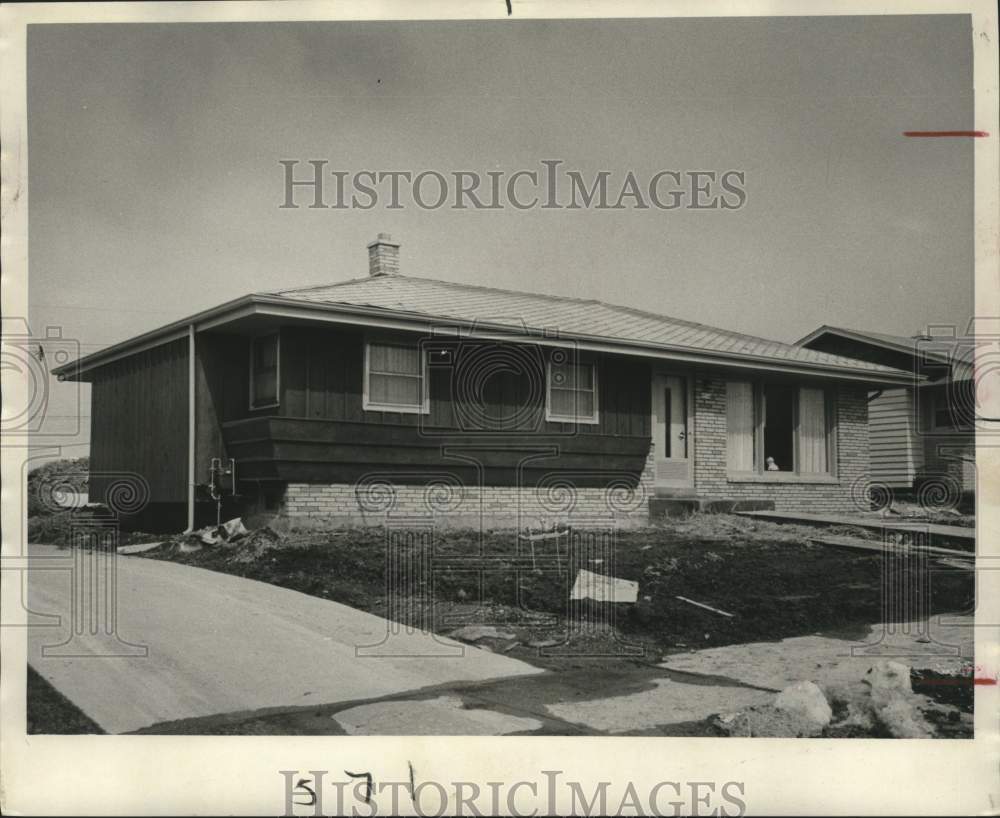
[273,325,651,437]
[89,338,188,504]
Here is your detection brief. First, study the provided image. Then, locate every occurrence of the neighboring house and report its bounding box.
[797,325,975,502]
[53,234,917,530]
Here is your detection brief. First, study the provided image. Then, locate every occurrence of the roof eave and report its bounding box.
[50,294,258,380]
[796,325,952,364]
[54,295,921,386]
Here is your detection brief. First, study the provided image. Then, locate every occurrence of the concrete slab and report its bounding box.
[27,544,543,734]
[659,616,973,692]
[545,677,773,733]
[333,695,543,735]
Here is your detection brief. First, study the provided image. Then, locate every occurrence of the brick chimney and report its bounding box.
[367,233,400,276]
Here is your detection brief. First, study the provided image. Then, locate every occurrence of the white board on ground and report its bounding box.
[570,569,638,603]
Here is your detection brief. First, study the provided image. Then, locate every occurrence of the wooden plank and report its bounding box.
[737,510,975,542]
[810,535,975,561]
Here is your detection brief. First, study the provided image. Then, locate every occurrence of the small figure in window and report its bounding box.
[766,456,780,471]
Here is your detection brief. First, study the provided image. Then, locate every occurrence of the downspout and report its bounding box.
[185,324,196,533]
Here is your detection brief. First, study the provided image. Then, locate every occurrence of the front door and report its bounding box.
[652,373,693,491]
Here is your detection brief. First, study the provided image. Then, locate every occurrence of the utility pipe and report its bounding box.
[184,324,196,533]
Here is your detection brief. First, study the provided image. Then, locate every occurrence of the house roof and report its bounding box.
[266,274,913,378]
[796,324,973,382]
[53,273,919,385]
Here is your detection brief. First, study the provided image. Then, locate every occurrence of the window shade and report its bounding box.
[726,381,755,471]
[798,387,828,473]
[548,360,597,421]
[366,342,425,410]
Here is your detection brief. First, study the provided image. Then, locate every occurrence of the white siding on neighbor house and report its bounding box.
[868,388,923,488]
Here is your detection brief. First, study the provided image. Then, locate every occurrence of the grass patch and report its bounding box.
[27,665,104,734]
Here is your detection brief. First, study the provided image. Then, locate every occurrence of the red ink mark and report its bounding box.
[973,677,997,686]
[904,131,989,138]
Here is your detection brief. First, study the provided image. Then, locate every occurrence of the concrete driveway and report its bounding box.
[26,544,543,733]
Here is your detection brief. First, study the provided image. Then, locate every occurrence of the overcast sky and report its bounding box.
[27,16,974,456]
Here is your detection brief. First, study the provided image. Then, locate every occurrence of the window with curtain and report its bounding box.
[546,356,598,423]
[726,381,755,471]
[725,380,832,476]
[364,340,427,413]
[250,333,279,408]
[798,386,828,473]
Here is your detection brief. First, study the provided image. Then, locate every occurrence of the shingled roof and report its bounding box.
[268,273,912,378]
[53,268,918,384]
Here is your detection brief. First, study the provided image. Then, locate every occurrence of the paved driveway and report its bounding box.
[26,544,542,733]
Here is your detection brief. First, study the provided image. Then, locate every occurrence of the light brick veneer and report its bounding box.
[692,376,870,513]
[283,477,655,529]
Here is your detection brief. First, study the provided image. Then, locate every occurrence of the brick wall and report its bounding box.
[283,469,655,529]
[693,376,870,513]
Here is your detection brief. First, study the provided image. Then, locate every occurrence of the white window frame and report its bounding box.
[545,356,600,425]
[363,339,430,415]
[249,332,280,410]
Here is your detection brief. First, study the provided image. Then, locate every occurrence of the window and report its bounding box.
[726,380,833,476]
[249,333,279,409]
[546,355,598,424]
[364,340,428,413]
[929,388,973,431]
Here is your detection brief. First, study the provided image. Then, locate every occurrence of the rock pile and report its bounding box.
[714,660,953,738]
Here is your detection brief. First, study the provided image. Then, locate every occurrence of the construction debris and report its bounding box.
[825,660,935,738]
[117,541,163,555]
[810,535,973,560]
[774,681,832,728]
[675,595,734,618]
[714,662,941,738]
[220,517,249,541]
[527,638,562,648]
[190,517,250,547]
[447,625,517,643]
[714,683,831,738]
[570,569,638,603]
[518,529,569,542]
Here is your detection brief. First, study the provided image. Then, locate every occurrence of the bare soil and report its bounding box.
[143,514,973,658]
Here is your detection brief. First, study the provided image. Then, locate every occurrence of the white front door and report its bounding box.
[652,373,693,490]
